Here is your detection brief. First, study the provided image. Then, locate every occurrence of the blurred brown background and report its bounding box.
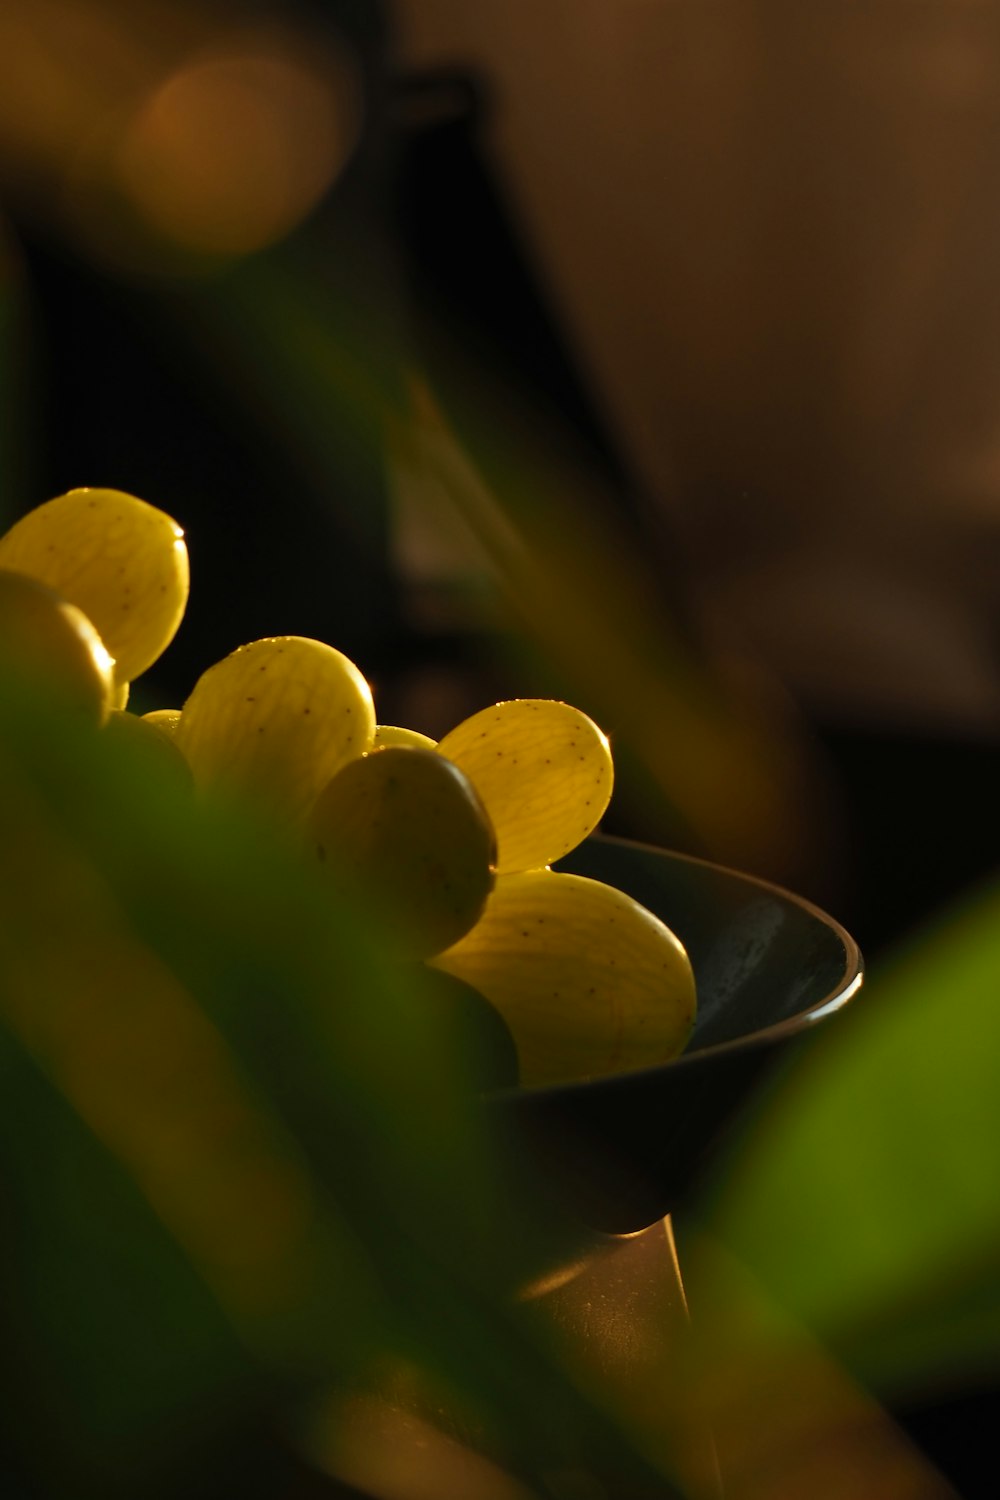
[398,0,1000,739]
[391,0,1000,959]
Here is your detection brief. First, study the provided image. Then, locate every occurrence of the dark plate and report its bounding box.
[488,835,863,1233]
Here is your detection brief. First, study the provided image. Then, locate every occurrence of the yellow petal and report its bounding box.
[176,635,375,823]
[0,488,189,684]
[431,869,695,1087]
[437,700,613,874]
[309,746,495,959]
[142,708,181,736]
[372,724,437,751]
[102,709,192,787]
[0,568,114,722]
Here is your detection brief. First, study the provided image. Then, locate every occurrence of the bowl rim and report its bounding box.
[487,834,865,1101]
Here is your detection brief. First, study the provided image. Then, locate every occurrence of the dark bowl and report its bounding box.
[487,835,863,1234]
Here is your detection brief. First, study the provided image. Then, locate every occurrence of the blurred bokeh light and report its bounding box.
[116,37,358,260]
[0,4,360,270]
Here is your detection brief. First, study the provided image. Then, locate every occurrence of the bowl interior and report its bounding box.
[560,835,862,1055]
[490,836,863,1233]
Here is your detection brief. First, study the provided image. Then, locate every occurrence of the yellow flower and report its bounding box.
[422,699,696,1088]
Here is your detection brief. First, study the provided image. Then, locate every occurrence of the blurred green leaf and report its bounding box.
[0,678,686,1496]
[0,1023,256,1497]
[696,879,1000,1400]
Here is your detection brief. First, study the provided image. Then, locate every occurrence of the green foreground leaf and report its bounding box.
[697,878,1000,1399]
[0,678,685,1497]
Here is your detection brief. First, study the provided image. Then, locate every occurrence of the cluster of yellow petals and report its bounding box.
[0,488,695,1087]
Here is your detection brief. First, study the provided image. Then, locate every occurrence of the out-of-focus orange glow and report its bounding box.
[116,40,358,256]
[0,1,182,190]
[679,1232,959,1500]
[0,6,360,266]
[315,1390,537,1500]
